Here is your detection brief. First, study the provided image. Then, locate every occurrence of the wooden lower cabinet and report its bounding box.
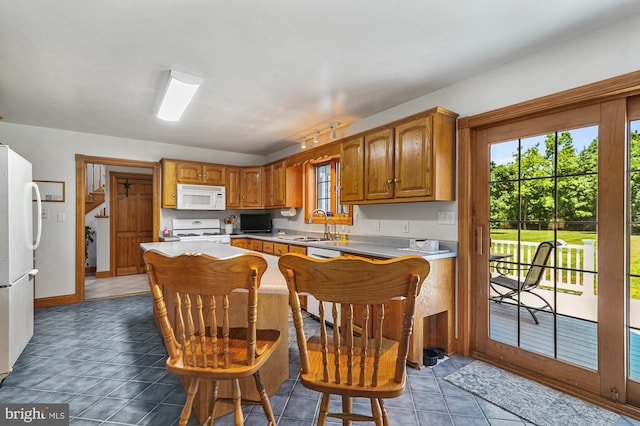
[230,238,248,249]
[274,243,289,256]
[288,244,306,255]
[262,241,274,254]
[248,239,263,252]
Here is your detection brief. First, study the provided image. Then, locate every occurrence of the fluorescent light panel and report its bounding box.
[157,70,202,122]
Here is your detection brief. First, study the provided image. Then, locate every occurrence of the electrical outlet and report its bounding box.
[437,211,456,225]
[374,220,380,231]
[402,221,410,233]
[41,208,48,219]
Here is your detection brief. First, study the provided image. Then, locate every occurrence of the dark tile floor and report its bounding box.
[0,293,632,425]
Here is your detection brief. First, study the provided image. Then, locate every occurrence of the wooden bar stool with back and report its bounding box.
[144,250,281,426]
[278,253,430,426]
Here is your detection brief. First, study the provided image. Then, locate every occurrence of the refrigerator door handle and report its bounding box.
[29,181,42,250]
[28,269,38,277]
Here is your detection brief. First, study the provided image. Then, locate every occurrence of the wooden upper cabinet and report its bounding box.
[240,167,263,208]
[226,166,242,209]
[264,161,302,208]
[394,116,433,198]
[263,164,275,207]
[160,158,178,208]
[358,107,457,203]
[340,136,365,202]
[177,161,225,185]
[201,163,226,185]
[364,128,395,200]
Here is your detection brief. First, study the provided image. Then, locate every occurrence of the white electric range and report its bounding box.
[172,218,230,244]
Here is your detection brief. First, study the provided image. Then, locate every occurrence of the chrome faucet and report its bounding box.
[309,208,331,240]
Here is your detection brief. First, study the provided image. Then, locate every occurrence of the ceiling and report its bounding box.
[2,1,639,156]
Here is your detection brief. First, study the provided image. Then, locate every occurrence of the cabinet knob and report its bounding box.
[386,179,393,184]
[394,178,400,183]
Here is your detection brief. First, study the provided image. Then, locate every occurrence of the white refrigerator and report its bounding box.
[0,145,42,381]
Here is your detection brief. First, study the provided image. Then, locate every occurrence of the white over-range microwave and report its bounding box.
[176,184,226,210]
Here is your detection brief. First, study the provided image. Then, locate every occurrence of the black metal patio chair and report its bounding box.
[490,241,557,325]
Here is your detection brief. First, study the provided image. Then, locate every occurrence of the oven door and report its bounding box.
[176,184,226,210]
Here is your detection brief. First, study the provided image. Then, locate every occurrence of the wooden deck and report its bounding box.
[490,302,598,369]
[490,302,640,379]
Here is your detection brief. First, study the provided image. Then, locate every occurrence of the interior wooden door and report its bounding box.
[111,173,154,276]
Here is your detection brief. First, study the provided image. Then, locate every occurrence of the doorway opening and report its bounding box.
[75,154,160,302]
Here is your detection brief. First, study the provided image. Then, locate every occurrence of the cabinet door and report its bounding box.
[274,243,289,256]
[364,128,394,200]
[230,238,248,249]
[226,167,242,208]
[263,164,276,207]
[248,239,263,252]
[272,161,287,207]
[262,241,274,254]
[288,244,306,255]
[340,137,365,202]
[160,159,178,208]
[394,116,433,198]
[176,161,203,184]
[201,164,226,186]
[241,167,263,208]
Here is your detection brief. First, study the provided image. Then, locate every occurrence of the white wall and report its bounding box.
[2,12,640,299]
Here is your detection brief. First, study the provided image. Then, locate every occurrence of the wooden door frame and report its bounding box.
[109,171,154,277]
[75,155,160,303]
[458,70,640,416]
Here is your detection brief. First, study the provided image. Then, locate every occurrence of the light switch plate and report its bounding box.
[374,220,380,231]
[57,212,65,222]
[402,221,410,233]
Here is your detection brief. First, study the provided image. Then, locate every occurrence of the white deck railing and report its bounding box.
[490,239,598,320]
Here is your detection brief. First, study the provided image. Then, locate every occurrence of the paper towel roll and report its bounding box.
[280,208,297,217]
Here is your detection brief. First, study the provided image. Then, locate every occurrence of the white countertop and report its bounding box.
[232,234,457,261]
[140,241,289,295]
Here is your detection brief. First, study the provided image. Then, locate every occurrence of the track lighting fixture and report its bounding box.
[297,121,341,149]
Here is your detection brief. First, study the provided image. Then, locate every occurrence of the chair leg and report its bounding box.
[231,379,243,425]
[180,377,199,426]
[370,398,383,426]
[209,380,219,426]
[379,399,390,426]
[318,393,330,426]
[342,396,352,426]
[253,371,277,425]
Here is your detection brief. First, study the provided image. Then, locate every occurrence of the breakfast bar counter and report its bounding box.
[140,241,289,423]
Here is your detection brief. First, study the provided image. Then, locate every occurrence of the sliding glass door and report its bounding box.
[488,126,599,369]
[471,102,627,400]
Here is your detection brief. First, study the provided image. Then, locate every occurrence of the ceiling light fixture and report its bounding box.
[157,70,202,122]
[297,121,341,149]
